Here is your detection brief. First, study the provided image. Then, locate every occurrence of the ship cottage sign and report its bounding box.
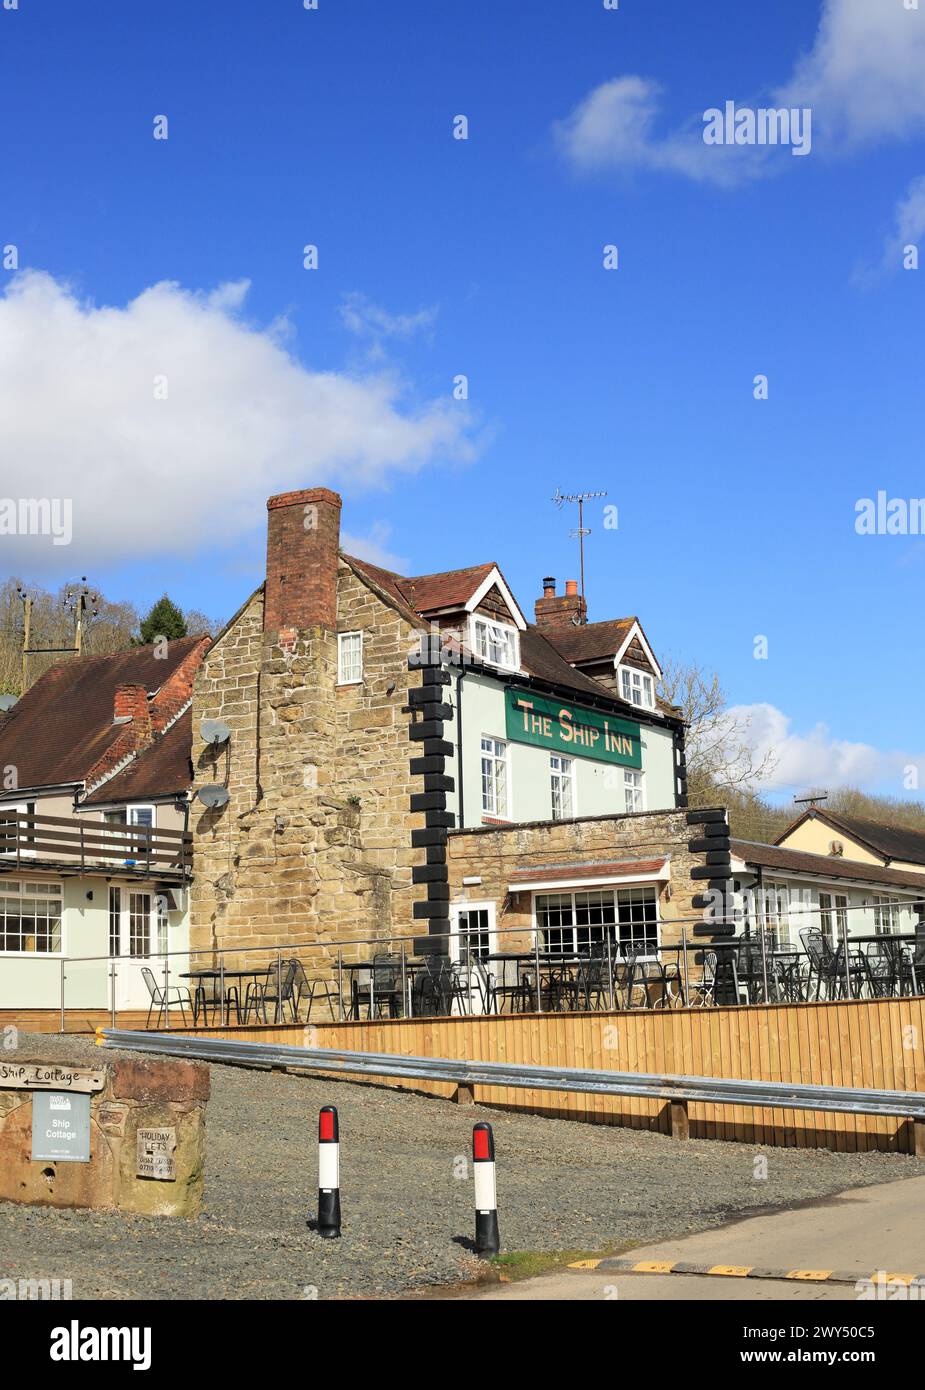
[505,689,642,768]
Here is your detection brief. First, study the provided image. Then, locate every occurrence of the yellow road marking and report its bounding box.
[787,1270,833,1281]
[707,1265,752,1277]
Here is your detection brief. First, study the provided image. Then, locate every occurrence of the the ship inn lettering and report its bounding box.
[505,689,642,768]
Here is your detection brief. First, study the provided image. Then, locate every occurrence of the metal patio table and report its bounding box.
[181,968,266,1026]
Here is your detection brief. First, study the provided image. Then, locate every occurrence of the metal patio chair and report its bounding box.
[800,928,842,999]
[482,957,529,1015]
[191,972,240,1026]
[243,959,298,1023]
[866,939,903,998]
[575,948,609,1012]
[299,966,341,1022]
[689,951,717,1007]
[141,966,193,1029]
[901,923,925,996]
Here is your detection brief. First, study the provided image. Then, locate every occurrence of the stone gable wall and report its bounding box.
[189,564,425,970]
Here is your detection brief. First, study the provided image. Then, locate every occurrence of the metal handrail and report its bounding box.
[97,1029,925,1121]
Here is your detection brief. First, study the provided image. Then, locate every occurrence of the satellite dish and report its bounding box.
[200,719,231,745]
[196,784,230,809]
[0,695,17,712]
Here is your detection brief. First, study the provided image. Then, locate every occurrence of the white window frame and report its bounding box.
[619,664,656,710]
[469,615,520,672]
[624,769,645,814]
[0,878,64,956]
[337,630,363,685]
[480,736,509,819]
[761,879,792,950]
[818,891,848,946]
[550,754,575,820]
[449,901,497,963]
[533,884,661,960]
[872,895,902,936]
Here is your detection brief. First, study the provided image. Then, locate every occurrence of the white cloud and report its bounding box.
[554,2,925,186]
[552,77,764,187]
[777,0,925,149]
[341,522,408,574]
[0,271,474,567]
[340,293,438,342]
[730,702,923,796]
[858,174,925,280]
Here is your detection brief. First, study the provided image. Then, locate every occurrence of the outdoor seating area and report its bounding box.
[132,923,925,1028]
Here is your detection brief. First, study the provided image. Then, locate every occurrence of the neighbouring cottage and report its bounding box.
[189,487,731,976]
[0,638,207,1014]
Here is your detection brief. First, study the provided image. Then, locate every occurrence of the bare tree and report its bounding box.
[659,657,777,803]
[0,577,139,693]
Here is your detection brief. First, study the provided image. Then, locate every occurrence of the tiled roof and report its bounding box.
[543,618,635,665]
[345,555,496,614]
[83,710,193,804]
[347,553,667,717]
[519,627,634,701]
[0,637,206,791]
[731,838,925,891]
[776,808,925,868]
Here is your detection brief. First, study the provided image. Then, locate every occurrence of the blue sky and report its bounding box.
[1,0,924,801]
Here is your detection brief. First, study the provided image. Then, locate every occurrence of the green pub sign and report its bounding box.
[505,688,642,768]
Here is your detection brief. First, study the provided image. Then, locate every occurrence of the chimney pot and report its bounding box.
[534,577,587,629]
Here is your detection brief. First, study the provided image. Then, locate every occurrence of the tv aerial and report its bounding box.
[551,489,608,617]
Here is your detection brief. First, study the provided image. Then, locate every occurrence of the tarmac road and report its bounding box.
[472,1175,925,1301]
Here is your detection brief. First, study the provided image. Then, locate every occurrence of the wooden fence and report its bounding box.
[178,994,925,1154]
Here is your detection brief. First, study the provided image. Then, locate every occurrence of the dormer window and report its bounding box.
[471,616,520,672]
[619,664,655,710]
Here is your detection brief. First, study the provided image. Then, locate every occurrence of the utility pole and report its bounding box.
[17,578,99,693]
[551,488,608,616]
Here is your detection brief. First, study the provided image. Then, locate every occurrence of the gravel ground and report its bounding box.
[3,1032,924,1300]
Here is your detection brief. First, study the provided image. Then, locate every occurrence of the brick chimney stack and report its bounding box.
[114,682,148,723]
[534,577,587,628]
[264,487,342,633]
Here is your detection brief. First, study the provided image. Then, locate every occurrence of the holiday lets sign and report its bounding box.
[505,689,641,768]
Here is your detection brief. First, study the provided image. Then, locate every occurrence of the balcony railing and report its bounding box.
[0,808,192,879]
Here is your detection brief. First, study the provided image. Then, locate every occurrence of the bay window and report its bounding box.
[535,884,659,957]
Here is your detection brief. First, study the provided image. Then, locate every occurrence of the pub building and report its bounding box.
[189,487,725,988]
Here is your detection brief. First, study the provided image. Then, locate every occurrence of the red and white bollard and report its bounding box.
[473,1121,500,1257]
[317,1106,341,1239]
